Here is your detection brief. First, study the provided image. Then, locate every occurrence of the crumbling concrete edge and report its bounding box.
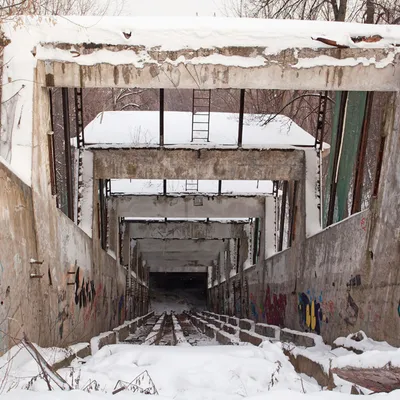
[52,343,91,371]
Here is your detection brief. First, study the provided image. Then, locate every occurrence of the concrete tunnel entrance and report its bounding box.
[149,272,208,314]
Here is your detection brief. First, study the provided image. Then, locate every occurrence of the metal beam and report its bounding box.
[327,91,348,227]
[238,89,245,147]
[159,88,164,146]
[278,181,288,252]
[61,87,74,221]
[352,91,373,214]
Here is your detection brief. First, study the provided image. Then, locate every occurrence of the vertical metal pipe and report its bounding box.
[352,92,373,214]
[160,89,164,146]
[62,88,74,221]
[163,179,167,195]
[218,180,222,195]
[327,91,348,227]
[288,181,298,247]
[278,181,288,252]
[48,89,57,197]
[238,89,245,147]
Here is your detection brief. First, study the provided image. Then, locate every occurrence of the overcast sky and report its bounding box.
[116,0,228,17]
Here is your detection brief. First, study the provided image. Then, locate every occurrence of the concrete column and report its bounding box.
[259,217,266,261]
[121,221,130,266]
[78,150,94,238]
[305,149,321,237]
[265,196,275,258]
[107,198,118,259]
[218,250,224,284]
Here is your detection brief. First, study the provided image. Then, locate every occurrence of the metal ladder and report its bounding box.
[75,88,85,226]
[185,180,199,192]
[186,89,212,192]
[191,89,211,142]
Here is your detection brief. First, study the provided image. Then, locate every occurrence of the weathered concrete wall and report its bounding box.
[363,93,400,344]
[0,66,149,355]
[0,161,42,354]
[207,94,400,346]
[209,210,396,344]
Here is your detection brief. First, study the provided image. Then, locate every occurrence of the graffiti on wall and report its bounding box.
[117,295,125,325]
[74,267,97,308]
[340,293,359,327]
[298,291,328,335]
[250,286,287,326]
[57,265,107,339]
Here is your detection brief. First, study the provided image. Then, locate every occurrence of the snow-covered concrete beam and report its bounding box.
[39,46,400,91]
[113,195,267,218]
[92,147,304,181]
[129,220,248,239]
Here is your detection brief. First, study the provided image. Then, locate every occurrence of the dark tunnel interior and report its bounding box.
[149,272,208,314]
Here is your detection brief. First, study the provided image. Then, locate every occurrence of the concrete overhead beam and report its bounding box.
[129,221,248,239]
[41,47,400,91]
[141,251,217,262]
[146,259,212,268]
[138,239,225,253]
[149,266,208,273]
[92,147,304,181]
[113,195,266,218]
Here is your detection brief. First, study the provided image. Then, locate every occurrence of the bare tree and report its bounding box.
[224,0,400,23]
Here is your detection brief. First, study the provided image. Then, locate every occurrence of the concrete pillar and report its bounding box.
[305,149,321,237]
[78,150,94,238]
[107,198,118,259]
[218,250,224,283]
[259,217,266,261]
[265,196,275,258]
[121,221,130,266]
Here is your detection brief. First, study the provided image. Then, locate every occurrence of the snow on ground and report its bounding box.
[0,342,322,398]
[1,334,400,399]
[333,331,397,353]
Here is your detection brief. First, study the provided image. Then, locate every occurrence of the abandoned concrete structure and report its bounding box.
[0,16,400,354]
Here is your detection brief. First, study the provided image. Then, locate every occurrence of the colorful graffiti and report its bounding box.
[250,286,287,326]
[298,291,328,335]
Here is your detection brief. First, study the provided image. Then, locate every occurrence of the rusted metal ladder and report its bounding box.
[191,89,211,142]
[186,89,212,192]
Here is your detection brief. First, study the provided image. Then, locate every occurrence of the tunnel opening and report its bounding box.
[149,272,207,314]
